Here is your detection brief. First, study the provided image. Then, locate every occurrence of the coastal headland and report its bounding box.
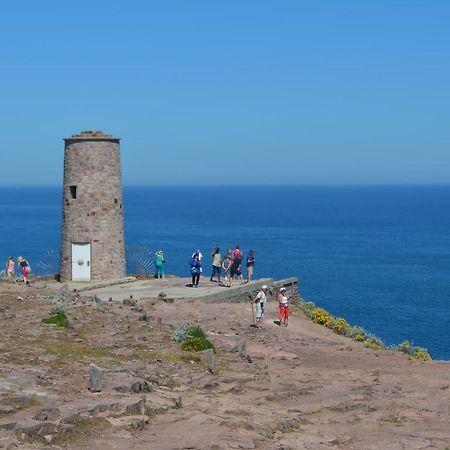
[0,276,449,449]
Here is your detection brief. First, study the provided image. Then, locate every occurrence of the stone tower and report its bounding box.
[60,130,126,281]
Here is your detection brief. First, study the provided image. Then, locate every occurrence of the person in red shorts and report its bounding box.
[278,287,289,327]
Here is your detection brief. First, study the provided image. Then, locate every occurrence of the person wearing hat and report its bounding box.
[154,250,165,279]
[278,287,289,327]
[252,285,268,328]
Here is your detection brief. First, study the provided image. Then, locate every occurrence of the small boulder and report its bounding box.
[89,364,103,392]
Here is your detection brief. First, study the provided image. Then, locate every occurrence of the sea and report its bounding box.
[0,186,449,360]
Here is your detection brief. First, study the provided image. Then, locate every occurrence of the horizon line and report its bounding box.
[0,183,449,188]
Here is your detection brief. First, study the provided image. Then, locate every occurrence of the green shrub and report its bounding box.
[181,336,215,353]
[188,325,206,339]
[42,313,70,328]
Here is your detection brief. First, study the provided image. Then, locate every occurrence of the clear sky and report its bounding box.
[1,1,449,186]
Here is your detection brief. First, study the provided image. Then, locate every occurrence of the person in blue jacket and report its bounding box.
[189,252,202,287]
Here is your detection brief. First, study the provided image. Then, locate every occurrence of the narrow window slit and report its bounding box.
[69,185,77,199]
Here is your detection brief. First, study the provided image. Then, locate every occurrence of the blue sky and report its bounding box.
[1,1,449,185]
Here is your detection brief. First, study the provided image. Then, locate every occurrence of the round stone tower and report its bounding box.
[60,130,126,281]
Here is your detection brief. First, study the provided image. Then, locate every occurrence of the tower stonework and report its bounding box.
[60,130,126,281]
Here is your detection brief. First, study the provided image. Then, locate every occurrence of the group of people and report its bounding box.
[188,245,255,288]
[251,285,289,328]
[3,256,31,285]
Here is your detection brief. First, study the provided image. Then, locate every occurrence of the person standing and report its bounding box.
[5,257,15,279]
[210,247,222,283]
[252,285,268,328]
[189,252,202,287]
[222,254,232,287]
[278,287,289,326]
[232,245,243,264]
[154,250,165,279]
[18,256,30,285]
[246,250,255,283]
[230,254,243,284]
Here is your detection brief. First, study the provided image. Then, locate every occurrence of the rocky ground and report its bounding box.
[0,280,449,450]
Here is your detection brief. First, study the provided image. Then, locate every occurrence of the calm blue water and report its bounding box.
[1,186,449,359]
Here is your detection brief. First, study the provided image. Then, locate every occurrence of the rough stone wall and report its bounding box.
[60,134,126,281]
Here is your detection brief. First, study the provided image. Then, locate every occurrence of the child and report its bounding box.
[222,254,232,287]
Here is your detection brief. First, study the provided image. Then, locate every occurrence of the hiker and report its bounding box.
[189,252,202,287]
[252,285,268,328]
[5,257,15,279]
[246,250,255,283]
[278,287,289,326]
[222,253,232,287]
[17,256,31,285]
[210,247,222,283]
[154,250,165,278]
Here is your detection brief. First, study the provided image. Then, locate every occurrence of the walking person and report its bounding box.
[246,250,255,283]
[222,253,232,287]
[154,250,165,279]
[18,256,31,285]
[189,252,202,287]
[210,247,222,283]
[278,287,289,326]
[252,285,268,328]
[5,257,15,279]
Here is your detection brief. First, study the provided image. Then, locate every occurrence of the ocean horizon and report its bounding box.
[1,185,449,359]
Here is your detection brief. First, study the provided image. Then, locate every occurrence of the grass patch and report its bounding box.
[42,313,70,328]
[380,415,405,425]
[52,417,110,446]
[32,340,114,359]
[265,394,279,401]
[277,420,301,433]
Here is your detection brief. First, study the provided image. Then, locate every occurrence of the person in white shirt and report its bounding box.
[252,285,268,328]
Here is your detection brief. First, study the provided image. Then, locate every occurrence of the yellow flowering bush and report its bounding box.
[311,308,332,326]
[364,340,382,350]
[297,299,432,361]
[394,340,431,361]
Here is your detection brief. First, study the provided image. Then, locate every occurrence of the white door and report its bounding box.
[72,243,91,281]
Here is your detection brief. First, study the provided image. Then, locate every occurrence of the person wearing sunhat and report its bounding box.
[154,250,165,278]
[252,285,268,328]
[278,287,289,327]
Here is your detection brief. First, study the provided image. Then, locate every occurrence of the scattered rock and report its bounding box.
[89,364,103,392]
[173,396,182,409]
[126,397,146,415]
[107,415,149,430]
[206,348,215,373]
[0,406,16,415]
[33,407,60,421]
[231,339,247,356]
